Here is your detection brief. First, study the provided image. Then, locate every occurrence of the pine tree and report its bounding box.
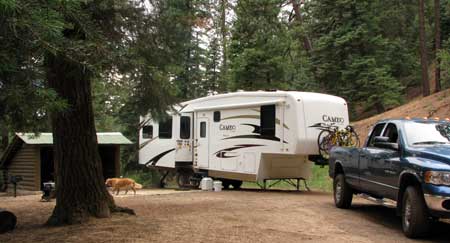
[309,0,404,115]
[1,0,175,225]
[203,37,223,93]
[419,0,431,96]
[434,0,442,92]
[229,0,290,90]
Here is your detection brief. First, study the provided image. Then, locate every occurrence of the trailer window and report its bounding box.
[158,118,172,139]
[200,122,206,138]
[180,116,191,139]
[260,105,276,137]
[214,111,221,122]
[142,125,153,139]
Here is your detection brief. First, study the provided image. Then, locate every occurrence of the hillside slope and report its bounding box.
[352,89,450,145]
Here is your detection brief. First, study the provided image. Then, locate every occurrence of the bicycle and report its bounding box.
[317,124,359,160]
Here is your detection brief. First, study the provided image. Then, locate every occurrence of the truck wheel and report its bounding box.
[333,174,353,208]
[401,186,431,238]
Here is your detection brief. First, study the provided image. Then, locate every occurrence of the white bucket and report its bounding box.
[200,177,213,191]
[213,181,222,192]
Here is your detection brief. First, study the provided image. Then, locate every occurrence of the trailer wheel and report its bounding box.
[401,186,431,238]
[231,180,243,189]
[176,172,191,188]
[333,174,353,208]
[222,180,230,190]
[318,130,332,159]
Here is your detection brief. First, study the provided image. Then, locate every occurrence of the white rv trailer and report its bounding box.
[139,90,349,188]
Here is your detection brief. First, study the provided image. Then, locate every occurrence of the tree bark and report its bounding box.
[434,0,441,92]
[0,128,8,154]
[220,0,228,91]
[419,0,430,96]
[290,0,313,53]
[45,54,133,225]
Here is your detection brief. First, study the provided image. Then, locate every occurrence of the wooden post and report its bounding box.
[115,145,120,178]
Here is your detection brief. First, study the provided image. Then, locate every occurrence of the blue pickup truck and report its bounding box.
[329,118,450,238]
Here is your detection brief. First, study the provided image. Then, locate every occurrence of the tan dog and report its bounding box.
[105,178,143,195]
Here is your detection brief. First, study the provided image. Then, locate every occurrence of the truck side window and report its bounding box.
[180,116,191,139]
[159,118,173,139]
[142,125,153,139]
[383,123,399,143]
[367,123,385,147]
[214,111,221,122]
[261,105,276,137]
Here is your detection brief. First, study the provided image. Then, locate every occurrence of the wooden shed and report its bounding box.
[0,132,132,191]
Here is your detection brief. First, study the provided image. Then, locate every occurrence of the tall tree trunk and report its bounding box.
[0,127,8,154]
[220,0,228,91]
[434,0,441,92]
[45,53,133,225]
[419,0,430,96]
[290,0,313,53]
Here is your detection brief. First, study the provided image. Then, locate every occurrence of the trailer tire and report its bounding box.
[333,174,353,209]
[231,180,243,189]
[176,172,191,188]
[222,180,230,190]
[401,186,431,238]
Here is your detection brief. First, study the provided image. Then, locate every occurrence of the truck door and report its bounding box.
[359,123,386,195]
[196,117,209,168]
[377,122,401,199]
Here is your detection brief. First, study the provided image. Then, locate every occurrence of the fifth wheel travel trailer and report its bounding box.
[139,90,349,189]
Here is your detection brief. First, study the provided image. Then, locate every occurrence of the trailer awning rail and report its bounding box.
[189,99,285,112]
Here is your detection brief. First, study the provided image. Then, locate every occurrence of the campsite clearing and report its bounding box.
[0,189,449,243]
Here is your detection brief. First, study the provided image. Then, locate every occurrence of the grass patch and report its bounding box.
[122,165,333,192]
[242,165,332,192]
[122,170,162,187]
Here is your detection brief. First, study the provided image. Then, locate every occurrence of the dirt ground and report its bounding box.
[0,189,449,243]
[353,89,450,145]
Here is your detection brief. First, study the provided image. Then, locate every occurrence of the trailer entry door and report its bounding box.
[197,117,209,168]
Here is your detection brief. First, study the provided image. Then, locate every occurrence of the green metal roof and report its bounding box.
[16,132,133,145]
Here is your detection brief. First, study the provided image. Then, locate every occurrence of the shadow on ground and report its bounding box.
[351,203,450,242]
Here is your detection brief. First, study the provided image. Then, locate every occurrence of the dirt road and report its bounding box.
[0,189,449,242]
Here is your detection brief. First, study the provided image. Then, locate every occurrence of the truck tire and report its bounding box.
[333,174,353,209]
[401,186,431,238]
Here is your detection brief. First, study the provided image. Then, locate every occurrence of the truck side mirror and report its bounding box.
[374,136,389,143]
[374,136,399,151]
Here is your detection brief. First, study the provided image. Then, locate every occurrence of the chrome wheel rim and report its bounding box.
[404,198,412,229]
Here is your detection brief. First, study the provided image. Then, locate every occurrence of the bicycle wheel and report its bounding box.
[349,130,360,147]
[318,130,333,159]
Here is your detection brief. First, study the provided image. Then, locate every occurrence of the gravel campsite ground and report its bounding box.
[1,189,450,243]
